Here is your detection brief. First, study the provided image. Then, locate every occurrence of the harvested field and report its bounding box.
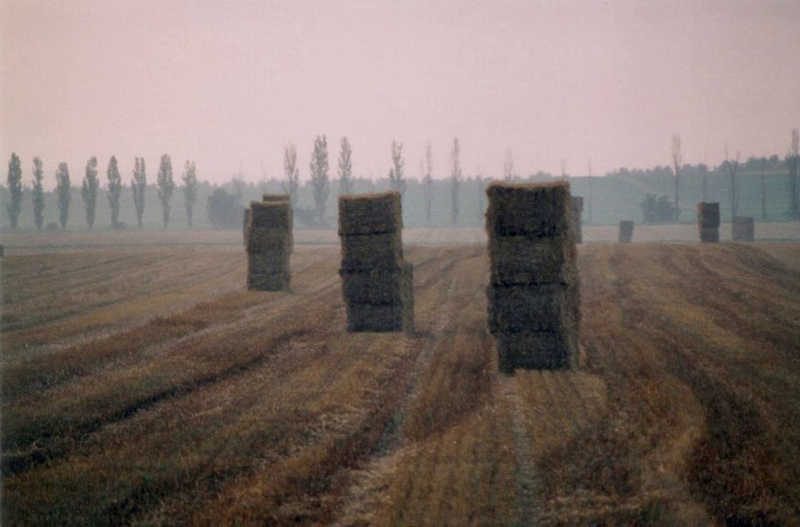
[3,239,800,525]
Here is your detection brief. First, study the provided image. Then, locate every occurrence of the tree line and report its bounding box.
[4,153,198,230]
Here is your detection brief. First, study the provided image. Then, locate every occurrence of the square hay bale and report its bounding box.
[486,284,579,334]
[618,220,634,243]
[247,251,290,291]
[496,331,577,373]
[732,216,754,242]
[344,263,413,332]
[250,200,292,230]
[340,266,409,305]
[340,231,403,272]
[338,192,402,235]
[571,196,584,244]
[247,228,292,254]
[488,235,577,286]
[486,181,573,238]
[243,208,251,244]
[262,193,290,203]
[699,226,719,243]
[696,202,721,229]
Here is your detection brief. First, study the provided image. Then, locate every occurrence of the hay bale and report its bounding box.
[486,180,579,372]
[262,193,290,202]
[243,208,251,245]
[699,227,719,243]
[246,252,290,291]
[338,192,402,235]
[618,220,634,243]
[489,235,578,286]
[247,228,292,253]
[571,196,584,244]
[496,332,577,373]
[340,266,408,304]
[340,231,403,272]
[487,284,579,334]
[696,202,720,228]
[486,181,573,238]
[250,200,292,229]
[732,216,754,242]
[342,263,413,329]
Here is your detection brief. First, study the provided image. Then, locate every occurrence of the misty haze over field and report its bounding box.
[2,0,799,185]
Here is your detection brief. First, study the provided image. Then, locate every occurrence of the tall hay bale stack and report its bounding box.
[260,194,294,251]
[618,220,634,243]
[732,216,755,242]
[486,181,580,372]
[697,202,720,243]
[246,200,292,291]
[571,196,584,243]
[338,192,413,332]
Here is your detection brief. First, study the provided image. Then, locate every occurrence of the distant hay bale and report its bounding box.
[732,216,755,242]
[338,192,402,235]
[486,181,580,372]
[262,193,290,202]
[618,220,634,243]
[572,196,584,244]
[338,192,412,332]
[696,202,720,243]
[243,208,250,244]
[485,181,573,238]
[246,200,292,291]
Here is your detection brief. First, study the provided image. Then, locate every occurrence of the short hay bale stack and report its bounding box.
[246,200,292,291]
[618,220,634,243]
[697,202,721,243]
[261,193,294,251]
[732,216,755,242]
[338,191,413,332]
[571,196,584,243]
[486,181,580,372]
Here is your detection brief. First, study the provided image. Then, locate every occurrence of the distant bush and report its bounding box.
[207,188,241,229]
[640,193,677,223]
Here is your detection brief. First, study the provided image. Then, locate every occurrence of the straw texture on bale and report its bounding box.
[250,200,292,229]
[338,192,402,235]
[732,216,754,242]
[246,252,290,291]
[699,227,720,243]
[485,181,580,372]
[338,192,413,332]
[340,231,403,272]
[571,196,584,244]
[485,182,573,238]
[489,235,578,286]
[618,220,634,243]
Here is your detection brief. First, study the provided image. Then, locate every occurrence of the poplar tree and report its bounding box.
[81,157,99,229]
[157,154,175,229]
[388,140,406,194]
[450,138,462,224]
[338,137,353,195]
[182,160,198,227]
[32,157,45,230]
[283,144,299,206]
[106,156,122,228]
[131,157,146,228]
[56,162,71,229]
[6,153,22,229]
[310,135,330,224]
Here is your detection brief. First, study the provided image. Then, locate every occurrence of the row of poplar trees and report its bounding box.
[5,153,198,230]
[281,136,464,225]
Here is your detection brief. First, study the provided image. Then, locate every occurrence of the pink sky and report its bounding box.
[2,0,798,187]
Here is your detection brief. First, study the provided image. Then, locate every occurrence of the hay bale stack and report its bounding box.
[338,192,413,332]
[486,181,580,372]
[246,200,292,291]
[571,196,584,243]
[732,216,754,242]
[618,220,634,243]
[697,202,720,243]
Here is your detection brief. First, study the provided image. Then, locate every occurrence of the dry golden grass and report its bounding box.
[3,240,800,526]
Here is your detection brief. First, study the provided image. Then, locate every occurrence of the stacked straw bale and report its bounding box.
[697,202,720,243]
[486,181,580,372]
[732,216,754,242]
[246,199,292,291]
[571,196,584,243]
[261,193,294,251]
[338,192,413,332]
[618,220,634,243]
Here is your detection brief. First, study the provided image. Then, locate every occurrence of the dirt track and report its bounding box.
[2,242,800,525]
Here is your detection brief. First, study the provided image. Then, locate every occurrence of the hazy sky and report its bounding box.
[2,0,798,187]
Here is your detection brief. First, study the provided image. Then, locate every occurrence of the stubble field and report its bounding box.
[2,233,800,526]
